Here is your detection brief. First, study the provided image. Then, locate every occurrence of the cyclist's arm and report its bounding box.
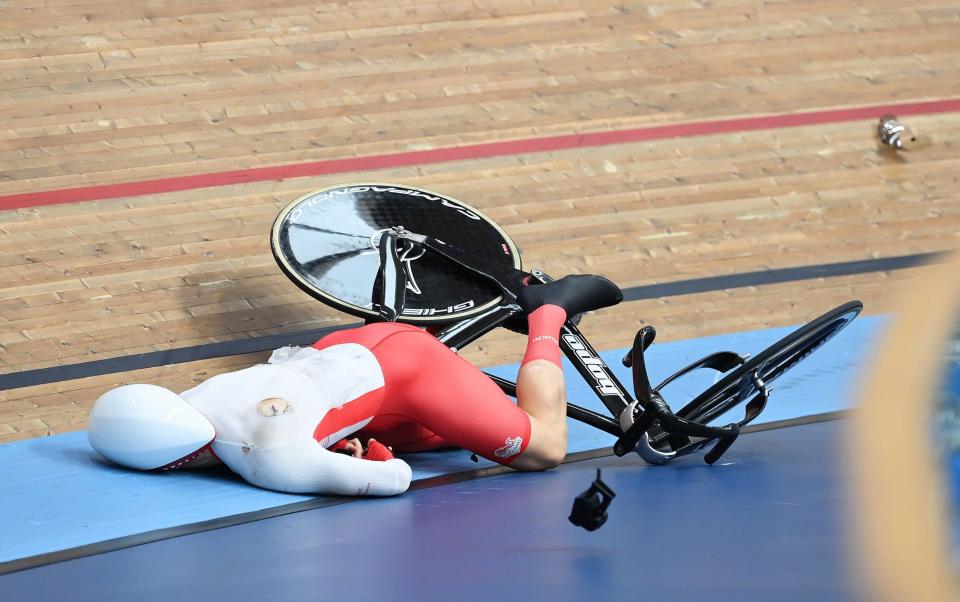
[238,438,412,496]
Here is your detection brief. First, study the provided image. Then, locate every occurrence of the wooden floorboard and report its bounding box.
[1,0,958,441]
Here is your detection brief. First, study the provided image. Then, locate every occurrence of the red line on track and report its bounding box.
[2,97,958,212]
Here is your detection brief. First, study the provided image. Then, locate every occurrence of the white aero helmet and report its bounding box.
[88,384,216,471]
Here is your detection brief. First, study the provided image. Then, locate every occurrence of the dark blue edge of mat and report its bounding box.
[0,251,941,391]
[0,410,845,576]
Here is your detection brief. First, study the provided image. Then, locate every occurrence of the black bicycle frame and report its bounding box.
[372,227,743,462]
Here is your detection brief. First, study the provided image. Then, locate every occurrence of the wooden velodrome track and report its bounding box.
[1,0,958,445]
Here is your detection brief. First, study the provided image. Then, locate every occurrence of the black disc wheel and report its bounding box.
[271,183,522,324]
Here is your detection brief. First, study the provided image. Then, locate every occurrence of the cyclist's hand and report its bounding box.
[364,438,395,461]
[330,437,364,458]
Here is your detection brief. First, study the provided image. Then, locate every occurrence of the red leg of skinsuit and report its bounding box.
[312,323,532,465]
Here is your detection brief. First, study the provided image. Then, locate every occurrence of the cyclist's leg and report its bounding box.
[359,310,590,469]
[313,322,555,466]
[360,302,591,470]
[511,304,569,469]
[364,328,540,467]
[509,274,624,467]
[311,274,620,469]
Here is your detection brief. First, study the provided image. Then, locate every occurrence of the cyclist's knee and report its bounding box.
[512,446,566,471]
[511,422,567,470]
[536,444,567,469]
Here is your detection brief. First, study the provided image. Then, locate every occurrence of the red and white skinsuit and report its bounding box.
[180,323,532,496]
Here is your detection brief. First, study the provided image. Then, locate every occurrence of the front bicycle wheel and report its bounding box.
[669,300,863,429]
[271,183,522,325]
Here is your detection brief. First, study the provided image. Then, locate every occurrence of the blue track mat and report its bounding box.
[0,315,883,564]
[0,420,855,601]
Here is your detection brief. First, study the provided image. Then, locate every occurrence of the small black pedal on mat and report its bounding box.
[568,469,616,532]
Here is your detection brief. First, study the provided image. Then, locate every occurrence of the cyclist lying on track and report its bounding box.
[87,274,623,496]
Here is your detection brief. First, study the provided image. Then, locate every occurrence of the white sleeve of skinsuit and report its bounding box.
[229,436,413,496]
[182,345,409,496]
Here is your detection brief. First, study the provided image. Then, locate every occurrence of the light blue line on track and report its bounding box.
[0,315,885,563]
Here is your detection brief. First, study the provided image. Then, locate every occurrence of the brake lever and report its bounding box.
[613,327,677,462]
[622,325,656,368]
